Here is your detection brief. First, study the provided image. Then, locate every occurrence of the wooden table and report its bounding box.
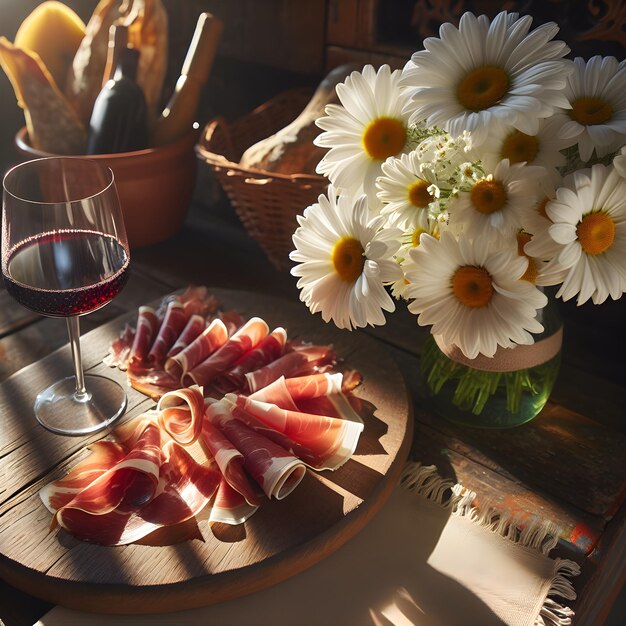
[0,202,624,626]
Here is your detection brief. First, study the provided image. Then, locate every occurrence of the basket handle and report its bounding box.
[200,117,236,160]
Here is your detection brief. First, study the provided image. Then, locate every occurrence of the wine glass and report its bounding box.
[2,157,130,436]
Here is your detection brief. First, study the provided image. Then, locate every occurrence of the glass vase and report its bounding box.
[420,294,562,428]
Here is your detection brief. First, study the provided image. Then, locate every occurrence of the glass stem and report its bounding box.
[66,316,89,401]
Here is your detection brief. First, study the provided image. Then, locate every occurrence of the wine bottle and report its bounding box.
[152,12,223,147]
[87,45,148,154]
[101,23,128,88]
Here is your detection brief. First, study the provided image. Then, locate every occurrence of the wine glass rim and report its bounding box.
[3,157,115,205]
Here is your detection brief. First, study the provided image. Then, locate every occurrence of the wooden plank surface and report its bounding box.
[0,288,412,614]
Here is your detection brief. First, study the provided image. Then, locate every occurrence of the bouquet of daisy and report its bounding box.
[290,10,625,368]
[288,11,626,420]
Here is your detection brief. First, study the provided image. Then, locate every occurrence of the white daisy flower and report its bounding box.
[516,231,542,284]
[477,116,571,189]
[449,159,545,238]
[315,65,413,201]
[613,146,626,178]
[555,56,626,162]
[520,187,559,240]
[290,186,403,329]
[401,11,572,146]
[376,151,437,228]
[405,232,547,359]
[390,219,443,299]
[525,164,626,304]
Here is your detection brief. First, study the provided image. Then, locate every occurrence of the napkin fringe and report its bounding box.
[401,462,580,626]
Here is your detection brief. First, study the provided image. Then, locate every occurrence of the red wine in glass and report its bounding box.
[5,229,129,317]
[2,157,131,436]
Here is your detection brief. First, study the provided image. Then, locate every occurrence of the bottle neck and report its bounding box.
[114,47,140,81]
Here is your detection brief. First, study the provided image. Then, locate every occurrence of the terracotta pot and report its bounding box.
[15,128,198,248]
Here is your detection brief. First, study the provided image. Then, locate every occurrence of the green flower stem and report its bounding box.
[421,336,561,417]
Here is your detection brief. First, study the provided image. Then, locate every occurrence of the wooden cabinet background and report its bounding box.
[1,0,623,174]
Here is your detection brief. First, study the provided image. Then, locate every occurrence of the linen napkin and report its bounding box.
[36,463,579,626]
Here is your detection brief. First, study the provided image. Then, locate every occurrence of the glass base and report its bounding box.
[34,374,127,436]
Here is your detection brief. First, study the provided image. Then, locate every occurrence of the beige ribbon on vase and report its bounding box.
[434,326,564,372]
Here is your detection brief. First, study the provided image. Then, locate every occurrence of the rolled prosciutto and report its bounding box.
[179,286,219,318]
[206,401,306,500]
[209,479,259,525]
[128,306,159,371]
[200,418,261,505]
[51,440,220,546]
[126,369,181,401]
[157,385,206,445]
[166,314,206,359]
[48,420,163,533]
[40,441,127,513]
[147,300,188,365]
[213,327,287,394]
[185,317,270,388]
[250,373,343,408]
[228,395,363,471]
[245,344,335,392]
[103,324,135,369]
[165,318,229,381]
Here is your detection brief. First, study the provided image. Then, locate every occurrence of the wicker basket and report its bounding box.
[196,89,328,270]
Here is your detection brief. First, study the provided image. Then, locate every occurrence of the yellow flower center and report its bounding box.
[332,236,365,282]
[411,227,428,247]
[501,131,539,164]
[516,232,538,283]
[362,117,407,160]
[457,66,509,112]
[408,180,433,208]
[451,266,494,308]
[470,179,507,214]
[569,97,613,126]
[576,212,615,255]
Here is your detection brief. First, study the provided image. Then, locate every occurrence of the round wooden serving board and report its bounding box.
[0,288,412,614]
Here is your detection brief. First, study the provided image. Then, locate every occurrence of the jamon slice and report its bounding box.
[256,373,362,422]
[249,376,299,411]
[166,314,206,359]
[52,440,220,546]
[213,327,287,394]
[157,386,205,445]
[49,420,163,529]
[296,392,365,423]
[128,306,159,371]
[250,373,343,407]
[147,300,188,365]
[199,418,260,505]
[245,344,335,392]
[104,288,219,372]
[178,286,219,319]
[135,439,220,529]
[218,310,245,336]
[209,479,259,525]
[40,441,127,513]
[126,369,180,401]
[206,401,306,500]
[228,395,363,471]
[103,324,135,369]
[185,317,269,387]
[164,318,229,381]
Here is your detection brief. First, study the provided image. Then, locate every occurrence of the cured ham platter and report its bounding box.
[0,288,412,614]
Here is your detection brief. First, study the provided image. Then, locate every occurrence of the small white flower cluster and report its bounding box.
[290,10,626,359]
